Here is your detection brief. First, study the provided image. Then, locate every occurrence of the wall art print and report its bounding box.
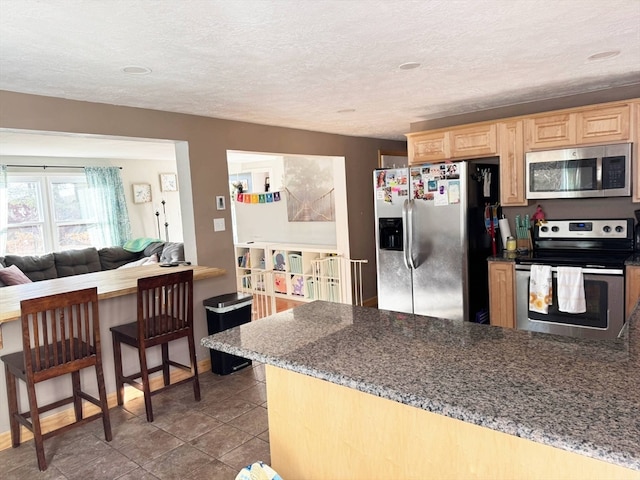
[284,157,335,222]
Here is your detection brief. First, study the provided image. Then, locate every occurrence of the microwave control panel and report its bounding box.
[602,156,627,190]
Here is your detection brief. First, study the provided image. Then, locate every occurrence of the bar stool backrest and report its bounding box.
[21,288,101,381]
[137,270,193,342]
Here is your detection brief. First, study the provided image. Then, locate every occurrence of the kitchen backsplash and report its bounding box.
[502,197,637,228]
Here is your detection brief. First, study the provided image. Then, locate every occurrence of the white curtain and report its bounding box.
[84,166,132,247]
[0,165,7,254]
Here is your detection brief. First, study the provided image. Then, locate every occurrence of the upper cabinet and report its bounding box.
[524,103,632,150]
[449,123,498,158]
[407,98,639,205]
[524,113,575,150]
[407,123,497,164]
[498,120,527,206]
[576,104,631,144]
[407,130,449,163]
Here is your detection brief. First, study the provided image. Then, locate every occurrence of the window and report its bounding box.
[6,173,98,255]
[6,178,46,255]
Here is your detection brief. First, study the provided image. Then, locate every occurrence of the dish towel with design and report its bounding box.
[557,266,586,314]
[529,264,552,314]
[236,461,282,480]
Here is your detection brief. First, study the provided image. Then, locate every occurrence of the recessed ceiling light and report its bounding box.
[337,109,356,113]
[587,50,621,61]
[121,65,152,75]
[399,62,420,70]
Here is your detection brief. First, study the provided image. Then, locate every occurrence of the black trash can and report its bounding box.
[203,292,253,375]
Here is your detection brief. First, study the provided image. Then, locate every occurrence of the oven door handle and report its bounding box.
[515,264,623,275]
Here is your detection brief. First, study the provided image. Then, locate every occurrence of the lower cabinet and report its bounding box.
[626,265,640,320]
[488,261,516,328]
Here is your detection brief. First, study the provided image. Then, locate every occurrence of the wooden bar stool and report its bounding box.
[1,287,112,471]
[110,269,200,422]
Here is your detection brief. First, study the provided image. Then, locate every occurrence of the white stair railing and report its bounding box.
[348,258,368,307]
[237,270,277,320]
[310,256,368,306]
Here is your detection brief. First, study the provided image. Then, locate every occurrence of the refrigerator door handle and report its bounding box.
[407,199,417,269]
[402,199,411,269]
[402,199,418,270]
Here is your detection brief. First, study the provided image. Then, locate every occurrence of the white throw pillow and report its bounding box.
[118,254,158,269]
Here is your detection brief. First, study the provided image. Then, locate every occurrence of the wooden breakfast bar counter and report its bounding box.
[0,264,225,324]
[203,301,640,480]
[0,264,226,447]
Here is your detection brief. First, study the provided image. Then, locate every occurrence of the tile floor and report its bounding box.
[0,362,270,480]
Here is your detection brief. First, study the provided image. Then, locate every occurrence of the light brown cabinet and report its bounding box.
[407,123,497,165]
[488,261,516,328]
[498,120,527,206]
[407,98,638,204]
[449,123,498,158]
[576,104,631,144]
[525,103,632,150]
[525,113,575,150]
[626,265,640,320]
[407,130,449,164]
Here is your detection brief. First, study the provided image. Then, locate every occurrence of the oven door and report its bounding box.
[515,265,625,340]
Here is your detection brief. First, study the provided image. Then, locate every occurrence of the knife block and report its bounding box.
[517,230,532,252]
[517,238,529,251]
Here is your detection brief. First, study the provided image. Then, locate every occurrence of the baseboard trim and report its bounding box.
[0,358,211,451]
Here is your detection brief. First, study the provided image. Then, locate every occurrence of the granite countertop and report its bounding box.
[201,301,640,471]
[487,251,528,262]
[626,254,640,266]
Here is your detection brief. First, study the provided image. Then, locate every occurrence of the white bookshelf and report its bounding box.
[234,242,340,302]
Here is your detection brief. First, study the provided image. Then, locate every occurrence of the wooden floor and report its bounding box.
[275,297,304,312]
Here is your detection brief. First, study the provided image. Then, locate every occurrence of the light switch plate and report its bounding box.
[216,196,225,210]
[213,218,225,232]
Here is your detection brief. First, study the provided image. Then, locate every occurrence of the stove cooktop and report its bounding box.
[523,218,634,268]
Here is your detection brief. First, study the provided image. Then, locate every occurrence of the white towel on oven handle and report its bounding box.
[529,264,552,314]
[557,266,586,314]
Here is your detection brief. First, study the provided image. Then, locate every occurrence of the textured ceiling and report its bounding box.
[1,0,639,152]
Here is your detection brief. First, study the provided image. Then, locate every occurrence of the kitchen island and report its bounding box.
[202,301,640,480]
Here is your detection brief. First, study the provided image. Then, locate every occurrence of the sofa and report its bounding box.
[0,240,184,287]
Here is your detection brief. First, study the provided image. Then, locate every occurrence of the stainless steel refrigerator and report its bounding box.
[374,161,499,322]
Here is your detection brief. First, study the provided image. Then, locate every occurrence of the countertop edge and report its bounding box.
[201,336,639,471]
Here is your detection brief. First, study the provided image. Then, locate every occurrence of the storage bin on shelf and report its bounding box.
[306,277,316,299]
[289,275,305,296]
[288,254,303,274]
[274,272,287,294]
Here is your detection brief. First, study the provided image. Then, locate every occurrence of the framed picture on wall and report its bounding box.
[160,172,178,192]
[132,183,152,203]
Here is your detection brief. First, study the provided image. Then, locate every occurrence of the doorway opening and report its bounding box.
[226,150,363,315]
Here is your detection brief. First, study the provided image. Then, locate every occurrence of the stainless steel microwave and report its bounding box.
[526,143,631,199]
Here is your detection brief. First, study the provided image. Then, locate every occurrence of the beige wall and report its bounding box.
[0,90,405,300]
